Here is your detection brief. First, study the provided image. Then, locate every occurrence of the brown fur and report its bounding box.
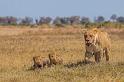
[49,52,63,65]
[32,52,63,69]
[33,56,50,69]
[84,28,111,63]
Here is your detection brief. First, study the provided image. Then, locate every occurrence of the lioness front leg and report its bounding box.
[94,51,101,63]
[84,52,94,63]
[104,48,109,61]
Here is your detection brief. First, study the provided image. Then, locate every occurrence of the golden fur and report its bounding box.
[33,56,50,69]
[32,52,63,69]
[84,28,111,63]
[49,52,63,65]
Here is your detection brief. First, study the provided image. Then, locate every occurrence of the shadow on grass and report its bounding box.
[27,60,96,70]
[64,60,95,68]
[27,61,124,71]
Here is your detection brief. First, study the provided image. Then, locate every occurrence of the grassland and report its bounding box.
[0,26,124,82]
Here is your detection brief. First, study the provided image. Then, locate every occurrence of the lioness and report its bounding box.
[84,28,111,63]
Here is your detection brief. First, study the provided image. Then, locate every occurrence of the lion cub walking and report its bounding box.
[33,52,63,69]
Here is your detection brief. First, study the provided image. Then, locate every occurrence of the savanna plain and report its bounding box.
[0,26,124,82]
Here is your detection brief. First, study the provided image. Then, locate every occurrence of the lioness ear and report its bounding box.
[93,28,98,33]
[83,29,88,34]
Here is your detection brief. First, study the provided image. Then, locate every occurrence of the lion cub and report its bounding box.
[49,52,63,65]
[33,52,63,69]
[33,56,50,69]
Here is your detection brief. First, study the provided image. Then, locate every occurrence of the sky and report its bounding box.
[0,0,124,20]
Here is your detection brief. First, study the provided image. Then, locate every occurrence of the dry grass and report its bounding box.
[0,26,124,82]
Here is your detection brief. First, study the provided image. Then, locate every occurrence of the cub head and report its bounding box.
[48,52,63,65]
[48,52,57,65]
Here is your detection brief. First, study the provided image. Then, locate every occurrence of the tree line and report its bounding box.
[0,14,124,26]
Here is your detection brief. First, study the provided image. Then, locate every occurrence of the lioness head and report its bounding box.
[84,28,98,46]
[84,32,95,46]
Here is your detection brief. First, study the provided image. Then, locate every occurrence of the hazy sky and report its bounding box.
[0,0,123,19]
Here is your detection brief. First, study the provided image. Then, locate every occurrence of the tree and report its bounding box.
[80,17,90,24]
[95,16,105,23]
[35,19,39,25]
[53,17,62,25]
[38,17,52,25]
[45,17,52,24]
[110,14,117,22]
[39,17,45,24]
[0,17,7,24]
[7,16,17,24]
[116,16,124,24]
[53,17,72,25]
[20,17,33,25]
[70,16,80,24]
[59,17,71,24]
[0,16,17,25]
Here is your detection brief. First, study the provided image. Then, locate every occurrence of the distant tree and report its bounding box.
[70,16,80,24]
[110,14,117,22]
[0,17,7,24]
[80,17,90,24]
[60,17,66,24]
[38,17,52,25]
[39,17,45,24]
[64,17,71,24]
[53,17,72,25]
[7,16,17,24]
[95,16,105,23]
[57,17,68,24]
[116,16,124,24]
[20,17,33,25]
[45,17,52,24]
[35,19,39,25]
[53,17,62,25]
[0,16,17,25]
